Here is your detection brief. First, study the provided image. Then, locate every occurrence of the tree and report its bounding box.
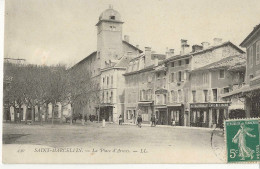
[66,66,94,125]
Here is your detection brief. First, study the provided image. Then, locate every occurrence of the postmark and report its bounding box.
[225,118,260,163]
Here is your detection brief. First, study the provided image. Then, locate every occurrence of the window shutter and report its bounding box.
[208,90,211,102]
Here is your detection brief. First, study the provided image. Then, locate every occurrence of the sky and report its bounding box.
[4,0,260,67]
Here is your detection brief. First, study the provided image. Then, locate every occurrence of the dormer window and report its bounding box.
[110,16,115,20]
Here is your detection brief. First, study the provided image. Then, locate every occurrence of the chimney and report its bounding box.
[169,49,174,56]
[192,45,203,52]
[213,38,222,46]
[124,35,129,43]
[145,47,152,67]
[166,48,174,58]
[181,39,190,55]
[201,42,210,49]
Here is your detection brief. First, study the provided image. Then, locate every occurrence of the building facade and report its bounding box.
[223,23,260,118]
[190,55,246,128]
[123,39,244,127]
[71,6,142,122]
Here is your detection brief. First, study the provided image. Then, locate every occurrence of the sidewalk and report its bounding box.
[122,122,223,131]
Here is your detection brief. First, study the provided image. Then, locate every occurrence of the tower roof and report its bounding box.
[98,5,122,22]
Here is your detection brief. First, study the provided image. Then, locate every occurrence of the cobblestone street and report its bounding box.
[3,122,225,163]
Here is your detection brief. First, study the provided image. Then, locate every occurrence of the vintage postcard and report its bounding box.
[2,0,260,164]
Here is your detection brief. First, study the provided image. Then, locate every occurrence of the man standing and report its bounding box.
[151,114,156,127]
[118,115,122,125]
[137,115,142,128]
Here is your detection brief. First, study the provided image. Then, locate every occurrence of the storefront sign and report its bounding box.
[190,103,208,108]
[209,103,229,107]
[190,103,229,108]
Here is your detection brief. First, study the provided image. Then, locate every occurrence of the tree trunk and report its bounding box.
[98,107,100,123]
[18,104,21,123]
[45,103,48,123]
[60,104,63,124]
[82,106,85,126]
[31,105,34,124]
[70,104,73,125]
[25,105,28,124]
[14,100,16,123]
[39,104,43,126]
[52,103,54,125]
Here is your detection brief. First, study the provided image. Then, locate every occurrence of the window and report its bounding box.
[111,76,113,86]
[249,46,253,67]
[110,16,115,20]
[224,87,229,93]
[192,91,196,103]
[107,76,109,86]
[163,94,167,104]
[219,70,225,79]
[185,59,189,64]
[203,90,208,102]
[250,74,254,79]
[178,60,182,66]
[156,95,160,104]
[171,90,174,102]
[171,73,175,82]
[110,25,116,31]
[203,72,208,84]
[148,74,152,82]
[212,89,218,102]
[178,90,182,102]
[178,71,182,82]
[157,72,160,78]
[110,91,113,103]
[257,41,260,64]
[171,62,175,67]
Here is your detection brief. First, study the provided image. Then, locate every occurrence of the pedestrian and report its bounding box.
[137,115,142,128]
[119,115,122,125]
[84,115,87,122]
[151,114,156,127]
[171,118,175,126]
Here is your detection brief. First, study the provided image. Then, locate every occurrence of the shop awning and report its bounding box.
[229,104,244,110]
[221,85,250,98]
[154,105,167,109]
[167,103,182,107]
[138,101,153,104]
[221,84,260,98]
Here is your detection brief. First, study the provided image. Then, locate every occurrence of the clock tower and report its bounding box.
[96,5,124,69]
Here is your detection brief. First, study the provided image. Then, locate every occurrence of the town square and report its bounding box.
[2,0,260,164]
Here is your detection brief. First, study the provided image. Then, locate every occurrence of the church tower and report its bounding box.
[96,5,124,69]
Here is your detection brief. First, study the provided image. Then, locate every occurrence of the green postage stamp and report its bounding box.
[225,118,260,163]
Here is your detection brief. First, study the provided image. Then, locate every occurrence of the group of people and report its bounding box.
[119,114,157,128]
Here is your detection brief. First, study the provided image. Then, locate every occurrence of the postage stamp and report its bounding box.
[225,118,260,163]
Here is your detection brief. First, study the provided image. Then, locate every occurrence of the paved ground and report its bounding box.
[2,121,226,163]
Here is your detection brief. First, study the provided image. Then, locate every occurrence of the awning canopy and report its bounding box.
[221,85,250,98]
[167,103,183,107]
[229,104,244,110]
[221,84,260,98]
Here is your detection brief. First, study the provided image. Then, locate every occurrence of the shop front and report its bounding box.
[99,104,114,122]
[138,101,153,124]
[190,103,229,128]
[167,104,184,126]
[154,106,168,125]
